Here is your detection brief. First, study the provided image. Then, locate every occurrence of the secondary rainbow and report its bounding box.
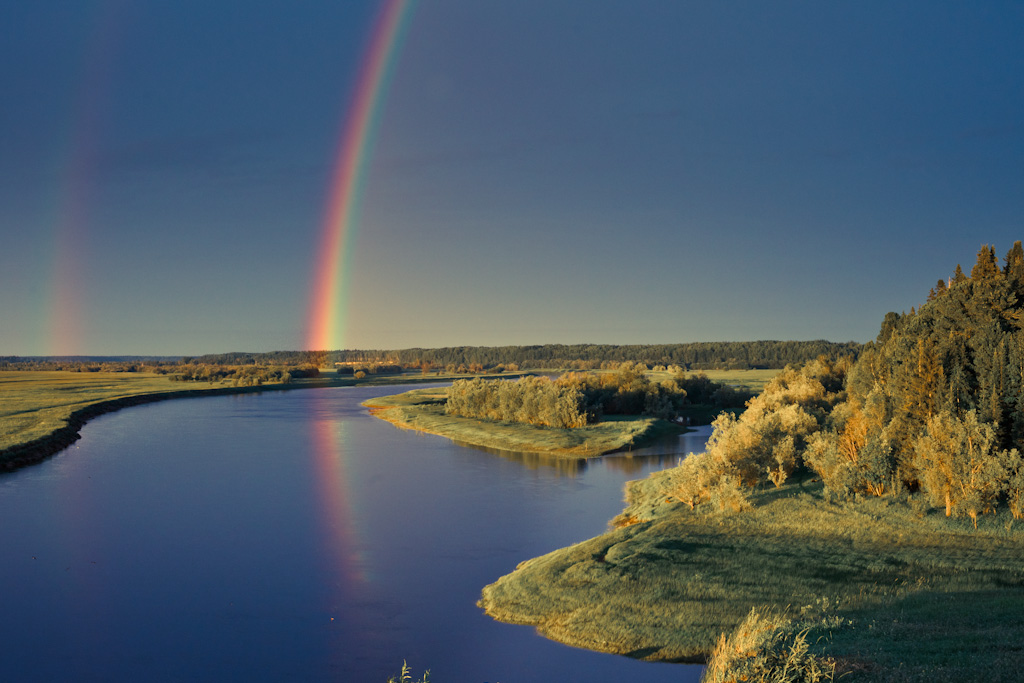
[44,1,125,355]
[307,0,415,352]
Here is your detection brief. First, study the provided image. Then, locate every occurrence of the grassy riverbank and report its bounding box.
[479,468,1024,680]
[0,371,188,451]
[363,386,680,457]
[0,370,348,470]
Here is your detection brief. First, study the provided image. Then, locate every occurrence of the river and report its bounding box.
[0,385,706,682]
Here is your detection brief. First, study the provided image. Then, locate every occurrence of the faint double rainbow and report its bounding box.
[306,0,416,352]
[43,1,126,355]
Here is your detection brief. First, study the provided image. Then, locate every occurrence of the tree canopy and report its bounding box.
[675,242,1024,527]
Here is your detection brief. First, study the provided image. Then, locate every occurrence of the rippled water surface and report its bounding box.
[0,385,707,682]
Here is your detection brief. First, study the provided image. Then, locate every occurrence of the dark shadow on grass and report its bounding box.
[824,586,1024,682]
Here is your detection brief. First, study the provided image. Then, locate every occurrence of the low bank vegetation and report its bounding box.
[169,364,321,386]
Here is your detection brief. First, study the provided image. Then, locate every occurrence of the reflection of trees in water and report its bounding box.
[602,453,683,476]
[451,439,588,477]
[450,438,711,478]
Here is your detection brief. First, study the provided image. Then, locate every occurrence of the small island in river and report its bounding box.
[363,367,755,458]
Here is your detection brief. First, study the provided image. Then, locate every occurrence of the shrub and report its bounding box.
[701,607,835,683]
[913,409,1007,525]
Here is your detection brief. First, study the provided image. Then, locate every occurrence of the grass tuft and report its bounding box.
[701,607,835,683]
[386,660,430,683]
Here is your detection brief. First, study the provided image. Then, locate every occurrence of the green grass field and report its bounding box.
[479,467,1024,680]
[652,368,781,394]
[0,371,200,452]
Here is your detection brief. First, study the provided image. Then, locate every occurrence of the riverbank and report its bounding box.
[0,370,359,471]
[0,369,549,472]
[479,466,1024,680]
[363,386,684,457]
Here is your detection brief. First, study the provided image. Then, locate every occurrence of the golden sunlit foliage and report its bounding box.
[669,241,1024,527]
[444,364,755,430]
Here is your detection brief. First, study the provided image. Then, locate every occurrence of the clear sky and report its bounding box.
[2,1,1023,356]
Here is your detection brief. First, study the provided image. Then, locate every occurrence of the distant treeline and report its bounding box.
[3,341,862,375]
[0,359,168,373]
[169,340,862,372]
[445,365,755,429]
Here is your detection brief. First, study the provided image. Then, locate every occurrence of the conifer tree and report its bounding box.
[1006,241,1024,274]
[971,244,999,280]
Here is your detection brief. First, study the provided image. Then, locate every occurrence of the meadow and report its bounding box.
[648,367,779,394]
[0,371,200,453]
[479,467,1024,681]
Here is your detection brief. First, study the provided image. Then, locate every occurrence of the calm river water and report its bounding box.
[0,385,707,682]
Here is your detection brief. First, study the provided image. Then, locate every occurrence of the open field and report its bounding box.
[643,367,780,394]
[0,371,208,451]
[683,368,780,393]
[479,468,1024,681]
[363,386,678,457]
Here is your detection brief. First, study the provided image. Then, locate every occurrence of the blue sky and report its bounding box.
[2,1,1023,355]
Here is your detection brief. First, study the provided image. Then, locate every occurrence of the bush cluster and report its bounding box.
[445,375,589,428]
[445,364,752,429]
[672,359,848,512]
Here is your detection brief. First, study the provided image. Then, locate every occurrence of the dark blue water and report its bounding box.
[0,385,706,682]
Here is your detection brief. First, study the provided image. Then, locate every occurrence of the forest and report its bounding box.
[676,242,1024,526]
[1,341,863,382]
[313,340,862,371]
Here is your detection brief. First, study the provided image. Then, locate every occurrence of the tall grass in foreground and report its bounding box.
[386,661,430,683]
[701,607,835,683]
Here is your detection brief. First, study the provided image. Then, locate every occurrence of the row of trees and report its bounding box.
[334,362,402,376]
[168,341,860,372]
[675,243,1024,527]
[169,364,320,386]
[445,364,756,428]
[0,359,172,373]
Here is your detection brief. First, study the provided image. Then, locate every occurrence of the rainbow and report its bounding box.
[44,1,125,355]
[307,0,416,352]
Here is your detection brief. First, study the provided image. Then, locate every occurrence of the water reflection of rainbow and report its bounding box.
[311,406,368,586]
[307,0,415,352]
